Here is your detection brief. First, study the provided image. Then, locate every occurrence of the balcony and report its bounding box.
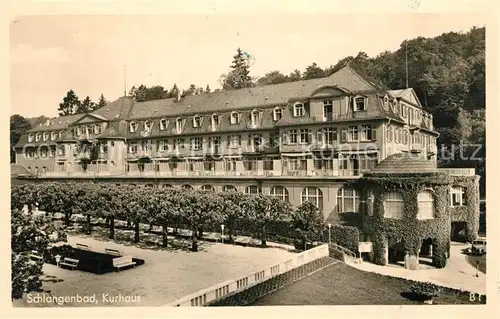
[438,168,476,177]
[310,141,338,153]
[127,149,154,159]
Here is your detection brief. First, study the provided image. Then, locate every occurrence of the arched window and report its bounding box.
[201,185,215,192]
[273,107,283,121]
[418,190,435,219]
[301,187,323,211]
[162,184,172,188]
[269,186,289,202]
[336,187,359,213]
[222,185,237,192]
[176,118,183,132]
[293,102,305,117]
[193,115,201,128]
[450,186,466,206]
[160,118,168,130]
[245,185,262,195]
[181,184,193,190]
[383,192,404,219]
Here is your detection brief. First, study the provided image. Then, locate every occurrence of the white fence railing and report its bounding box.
[164,244,329,307]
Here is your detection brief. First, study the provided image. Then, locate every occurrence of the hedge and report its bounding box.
[207,256,334,306]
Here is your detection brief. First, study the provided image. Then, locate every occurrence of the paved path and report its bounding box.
[348,243,486,294]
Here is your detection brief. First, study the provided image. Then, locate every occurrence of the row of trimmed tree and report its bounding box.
[12,183,327,252]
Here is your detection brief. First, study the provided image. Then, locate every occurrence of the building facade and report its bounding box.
[14,65,469,228]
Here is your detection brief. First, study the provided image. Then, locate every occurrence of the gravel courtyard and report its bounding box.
[13,235,296,307]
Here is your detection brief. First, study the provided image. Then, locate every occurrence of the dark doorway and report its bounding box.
[388,237,405,266]
[451,221,467,242]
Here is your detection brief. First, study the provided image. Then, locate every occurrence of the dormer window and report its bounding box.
[211,114,220,127]
[230,112,239,125]
[35,133,41,142]
[28,134,34,142]
[176,118,183,132]
[144,120,151,131]
[251,110,260,126]
[129,122,138,133]
[50,132,57,140]
[293,102,305,117]
[193,115,201,128]
[42,132,49,141]
[58,131,63,139]
[94,124,102,135]
[383,95,389,107]
[354,97,366,111]
[273,108,282,121]
[160,118,168,130]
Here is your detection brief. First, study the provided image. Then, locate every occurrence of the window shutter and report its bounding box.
[226,136,230,147]
[341,129,347,142]
[371,125,376,140]
[238,135,242,146]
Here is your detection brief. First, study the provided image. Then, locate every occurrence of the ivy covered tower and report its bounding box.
[353,151,480,270]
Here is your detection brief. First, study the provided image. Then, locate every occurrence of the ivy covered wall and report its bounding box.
[351,172,480,269]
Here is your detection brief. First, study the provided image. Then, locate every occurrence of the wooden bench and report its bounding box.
[29,251,43,262]
[76,243,91,251]
[112,255,136,271]
[59,257,79,270]
[105,248,123,257]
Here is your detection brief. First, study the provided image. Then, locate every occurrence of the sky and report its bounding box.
[10,13,487,118]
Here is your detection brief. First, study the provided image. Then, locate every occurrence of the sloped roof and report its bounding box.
[389,88,422,107]
[26,114,82,133]
[92,96,135,120]
[127,65,378,120]
[369,152,437,174]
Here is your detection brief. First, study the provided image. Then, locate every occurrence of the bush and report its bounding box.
[410,282,441,300]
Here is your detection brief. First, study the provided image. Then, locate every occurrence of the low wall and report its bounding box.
[164,244,330,307]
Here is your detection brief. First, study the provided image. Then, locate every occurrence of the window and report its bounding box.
[129,122,138,133]
[28,134,34,142]
[144,120,151,131]
[59,131,64,139]
[360,125,373,141]
[50,132,57,141]
[354,97,366,111]
[395,128,400,144]
[392,100,398,113]
[323,128,337,146]
[251,110,260,126]
[418,190,435,219]
[35,133,41,142]
[288,157,307,170]
[56,145,65,156]
[175,118,183,132]
[227,135,241,148]
[160,118,168,130]
[42,132,49,141]
[201,185,215,192]
[289,129,298,144]
[40,147,48,158]
[128,143,138,153]
[49,147,55,157]
[191,137,202,151]
[299,129,310,144]
[270,186,289,202]
[99,142,108,153]
[230,112,239,124]
[386,126,391,142]
[383,95,389,107]
[222,185,237,192]
[211,114,220,128]
[174,138,185,150]
[193,115,201,128]
[245,185,262,195]
[75,127,81,136]
[348,126,358,142]
[301,187,323,211]
[182,184,193,190]
[293,102,305,117]
[95,124,102,135]
[383,192,404,219]
[450,186,466,207]
[336,187,360,213]
[158,139,169,152]
[273,108,282,121]
[341,128,348,142]
[323,100,333,120]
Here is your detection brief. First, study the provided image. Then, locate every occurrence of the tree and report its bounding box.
[11,189,67,299]
[289,69,302,81]
[10,115,32,163]
[58,90,80,116]
[75,96,96,114]
[302,62,325,80]
[291,201,325,250]
[169,83,180,99]
[257,71,290,86]
[205,84,211,93]
[97,94,107,109]
[221,48,254,90]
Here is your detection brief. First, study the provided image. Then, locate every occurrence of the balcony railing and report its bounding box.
[438,168,476,176]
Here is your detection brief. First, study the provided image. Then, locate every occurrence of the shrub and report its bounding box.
[410,282,441,300]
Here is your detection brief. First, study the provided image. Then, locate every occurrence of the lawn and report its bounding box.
[12,234,296,307]
[252,263,485,305]
[466,254,486,274]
